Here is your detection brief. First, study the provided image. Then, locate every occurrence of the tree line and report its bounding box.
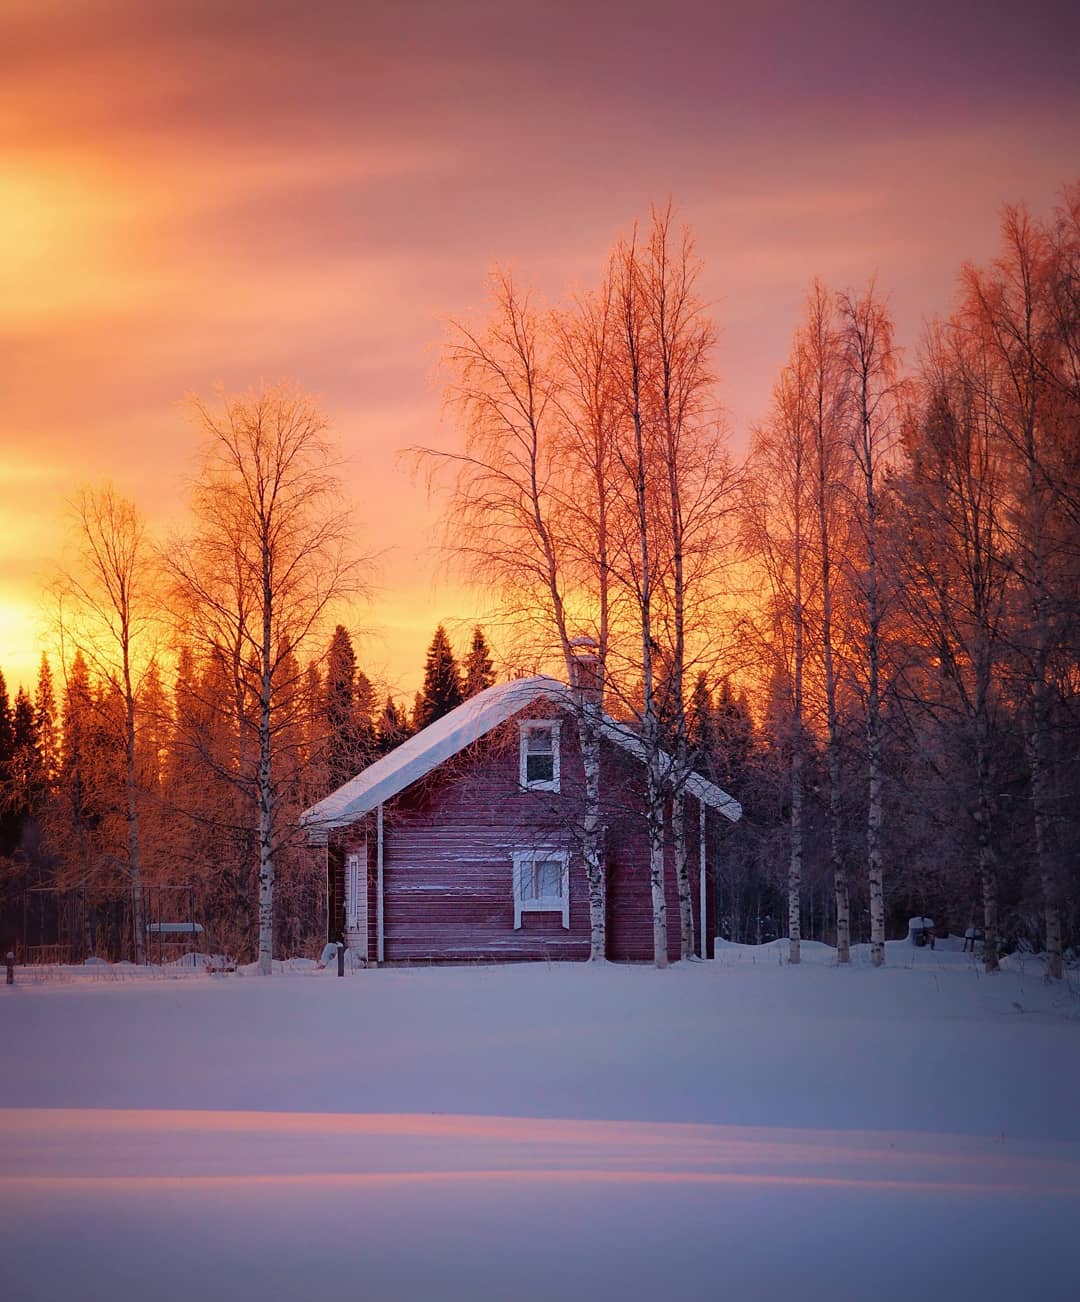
[2,181,1077,974]
[424,185,1080,973]
[0,382,497,970]
[0,619,495,967]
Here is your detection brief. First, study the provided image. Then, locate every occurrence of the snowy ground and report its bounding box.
[3,939,1079,1300]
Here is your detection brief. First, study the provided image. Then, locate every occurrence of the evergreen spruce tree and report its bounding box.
[415,625,463,729]
[687,672,718,781]
[60,651,96,838]
[376,696,409,754]
[714,677,753,789]
[462,626,495,697]
[1,672,48,953]
[165,644,201,796]
[0,669,12,764]
[300,661,324,800]
[324,625,358,790]
[10,687,38,818]
[134,662,169,796]
[0,669,17,855]
[133,661,170,884]
[34,655,59,791]
[30,651,106,953]
[274,645,305,794]
[354,669,377,762]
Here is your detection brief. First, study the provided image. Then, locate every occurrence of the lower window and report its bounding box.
[512,849,570,929]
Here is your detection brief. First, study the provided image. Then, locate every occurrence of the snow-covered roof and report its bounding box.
[594,715,742,824]
[301,675,742,836]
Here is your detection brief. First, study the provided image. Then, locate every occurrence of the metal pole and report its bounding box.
[5,951,14,986]
[699,800,707,959]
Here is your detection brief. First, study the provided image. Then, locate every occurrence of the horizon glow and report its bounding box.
[2,0,1078,695]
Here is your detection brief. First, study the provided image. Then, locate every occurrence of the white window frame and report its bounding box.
[512,848,570,929]
[518,719,561,793]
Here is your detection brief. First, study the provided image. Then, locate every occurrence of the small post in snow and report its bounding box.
[5,951,14,986]
[336,940,345,977]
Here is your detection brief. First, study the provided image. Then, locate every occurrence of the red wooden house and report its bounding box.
[300,669,741,964]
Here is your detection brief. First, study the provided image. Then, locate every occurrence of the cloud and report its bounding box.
[1,0,1077,690]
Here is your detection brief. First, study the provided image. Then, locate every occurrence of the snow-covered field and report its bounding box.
[4,939,1079,1300]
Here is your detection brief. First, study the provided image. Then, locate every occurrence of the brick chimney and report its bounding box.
[568,635,602,712]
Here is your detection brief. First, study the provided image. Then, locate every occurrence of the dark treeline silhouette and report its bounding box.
[0,619,494,964]
[1,184,1077,972]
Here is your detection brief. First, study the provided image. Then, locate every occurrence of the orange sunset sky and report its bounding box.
[3,0,1079,698]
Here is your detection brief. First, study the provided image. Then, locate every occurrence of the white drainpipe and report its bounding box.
[376,803,385,964]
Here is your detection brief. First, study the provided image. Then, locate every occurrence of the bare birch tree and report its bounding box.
[960,206,1069,977]
[744,347,814,964]
[57,485,158,963]
[610,228,671,967]
[639,209,736,960]
[165,385,363,974]
[552,274,627,961]
[801,282,854,962]
[838,284,900,968]
[430,214,732,969]
[592,211,738,966]
[897,323,1010,972]
[424,269,612,960]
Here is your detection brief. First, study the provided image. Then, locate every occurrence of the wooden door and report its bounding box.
[345,840,368,962]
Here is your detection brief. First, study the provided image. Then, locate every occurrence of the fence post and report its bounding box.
[5,951,14,986]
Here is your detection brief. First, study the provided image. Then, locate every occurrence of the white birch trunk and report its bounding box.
[576,710,606,962]
[257,771,275,976]
[817,529,848,959]
[816,463,848,965]
[863,413,886,969]
[123,648,145,966]
[789,742,802,965]
[1020,423,1062,979]
[866,721,885,968]
[648,768,668,969]
[974,712,999,973]
[623,262,666,969]
[789,470,805,967]
[673,789,693,959]
[257,564,275,977]
[1027,726,1062,978]
[829,745,849,963]
[865,524,885,968]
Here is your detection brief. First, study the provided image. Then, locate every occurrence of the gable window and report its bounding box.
[512,848,570,929]
[519,720,560,792]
